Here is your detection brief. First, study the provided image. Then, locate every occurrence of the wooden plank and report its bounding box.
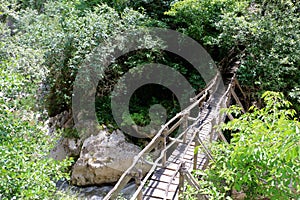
[183,154,193,160]
[167,157,193,166]
[143,195,164,200]
[167,157,181,164]
[164,163,180,171]
[149,171,179,184]
[143,187,176,199]
[154,168,178,177]
[146,180,178,192]
[185,148,195,155]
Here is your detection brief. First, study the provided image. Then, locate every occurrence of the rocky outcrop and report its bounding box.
[47,110,73,135]
[50,137,81,161]
[47,110,81,160]
[71,129,151,186]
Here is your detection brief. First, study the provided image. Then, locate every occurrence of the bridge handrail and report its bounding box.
[176,74,238,199]
[130,120,212,200]
[163,83,234,199]
[162,120,212,200]
[165,79,234,198]
[104,114,197,199]
[103,72,227,200]
[190,72,220,102]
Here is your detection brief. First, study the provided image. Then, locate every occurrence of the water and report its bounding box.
[57,180,136,199]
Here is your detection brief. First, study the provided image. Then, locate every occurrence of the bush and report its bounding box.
[167,0,300,110]
[0,21,72,199]
[13,1,204,128]
[73,0,173,20]
[14,1,152,116]
[0,108,72,199]
[165,0,246,51]
[218,1,300,104]
[187,92,300,199]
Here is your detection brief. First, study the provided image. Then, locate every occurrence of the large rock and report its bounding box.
[47,110,80,160]
[50,137,81,161]
[71,129,150,186]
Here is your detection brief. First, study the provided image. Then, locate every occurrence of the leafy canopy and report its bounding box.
[166,0,300,111]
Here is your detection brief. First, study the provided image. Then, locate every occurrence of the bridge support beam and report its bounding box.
[178,162,186,200]
[161,128,169,167]
[134,170,143,200]
[182,112,189,143]
[231,88,245,113]
[193,140,200,170]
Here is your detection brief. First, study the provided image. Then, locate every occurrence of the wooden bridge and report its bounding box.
[103,70,246,200]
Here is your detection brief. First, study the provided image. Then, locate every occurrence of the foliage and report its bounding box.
[0,28,72,198]
[219,1,300,104]
[1,0,47,11]
[187,92,300,199]
[166,0,300,111]
[126,0,173,20]
[73,0,173,21]
[0,108,72,199]
[166,0,247,49]
[1,0,300,198]
[73,0,129,13]
[13,1,151,116]
[3,0,205,130]
[94,47,205,128]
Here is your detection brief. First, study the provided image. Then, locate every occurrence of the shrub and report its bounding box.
[0,36,72,199]
[167,0,300,110]
[218,1,300,103]
[165,0,247,50]
[15,1,151,116]
[13,1,204,128]
[187,92,300,199]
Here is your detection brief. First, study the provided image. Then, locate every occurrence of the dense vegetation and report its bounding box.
[1,0,299,199]
[167,0,300,111]
[0,24,72,198]
[185,92,300,199]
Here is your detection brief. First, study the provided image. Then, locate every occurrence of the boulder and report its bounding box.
[71,129,150,186]
[50,137,81,161]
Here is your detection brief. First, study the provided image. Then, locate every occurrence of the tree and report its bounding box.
[166,0,300,112]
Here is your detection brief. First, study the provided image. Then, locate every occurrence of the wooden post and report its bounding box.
[162,135,167,167]
[231,88,245,113]
[235,79,247,100]
[193,139,200,170]
[182,112,189,143]
[107,174,132,200]
[218,131,228,144]
[178,162,186,200]
[227,113,234,120]
[209,120,215,143]
[196,135,214,162]
[162,130,167,167]
[135,169,143,200]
